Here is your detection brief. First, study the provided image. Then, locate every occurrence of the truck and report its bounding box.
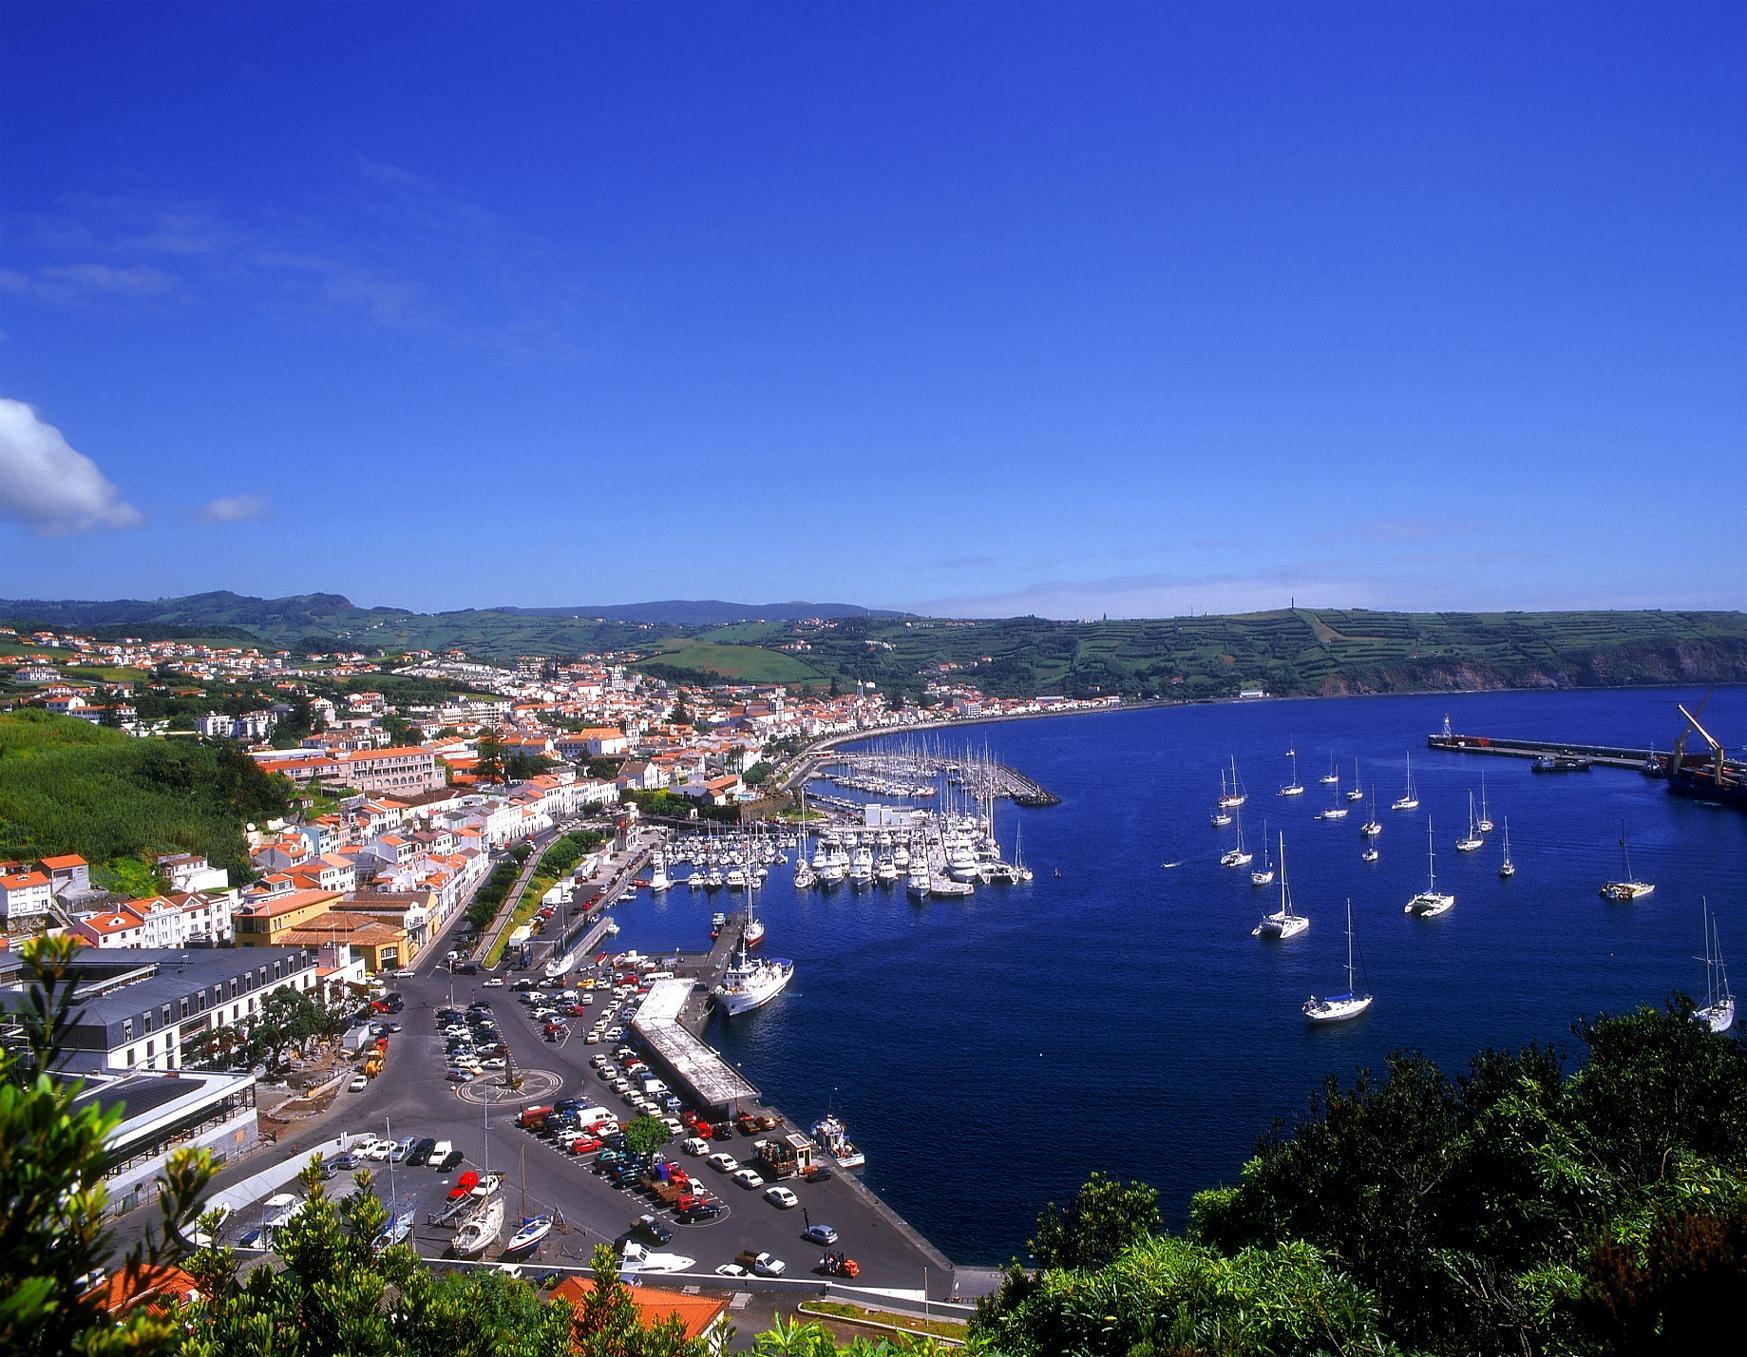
[364,1049,385,1078]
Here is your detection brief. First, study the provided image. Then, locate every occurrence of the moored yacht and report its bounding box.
[1304,898,1373,1024]
[1220,805,1253,867]
[1694,898,1735,1034]
[1455,792,1484,852]
[648,853,671,892]
[1278,745,1305,797]
[1391,751,1420,811]
[1600,821,1654,900]
[1405,818,1454,917]
[1252,833,1308,939]
[1250,820,1275,886]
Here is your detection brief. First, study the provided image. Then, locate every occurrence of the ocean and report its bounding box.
[606,685,1747,1266]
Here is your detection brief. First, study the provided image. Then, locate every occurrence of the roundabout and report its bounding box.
[456,1068,562,1106]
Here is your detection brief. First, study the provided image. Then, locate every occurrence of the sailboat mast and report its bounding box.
[1345,898,1355,989]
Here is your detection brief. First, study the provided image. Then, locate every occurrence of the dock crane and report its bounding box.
[1672,691,1727,787]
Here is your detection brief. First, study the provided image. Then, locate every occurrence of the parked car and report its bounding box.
[630,1214,673,1245]
[407,1138,437,1166]
[801,1223,839,1245]
[681,1137,709,1156]
[713,1263,750,1279]
[392,968,415,978]
[328,1151,361,1171]
[349,1074,369,1092]
[764,1186,799,1209]
[731,1168,763,1190]
[705,1153,738,1173]
[482,977,505,988]
[435,1149,465,1171]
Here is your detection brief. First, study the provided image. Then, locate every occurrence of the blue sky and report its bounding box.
[2,1,1742,618]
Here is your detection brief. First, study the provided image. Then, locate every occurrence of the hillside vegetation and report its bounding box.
[5,593,1746,700]
[0,710,289,882]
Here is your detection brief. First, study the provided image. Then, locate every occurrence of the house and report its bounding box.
[233,890,343,946]
[1,869,54,932]
[547,1276,729,1348]
[40,853,92,899]
[153,853,230,894]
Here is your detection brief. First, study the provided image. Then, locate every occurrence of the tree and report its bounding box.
[569,1242,704,1357]
[623,1114,671,1158]
[0,933,211,1357]
[669,702,692,728]
[476,732,508,786]
[743,761,774,788]
[1028,1170,1161,1272]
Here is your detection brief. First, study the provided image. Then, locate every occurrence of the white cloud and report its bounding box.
[199,493,271,524]
[0,399,144,534]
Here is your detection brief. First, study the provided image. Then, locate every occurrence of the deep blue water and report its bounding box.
[609,687,1747,1265]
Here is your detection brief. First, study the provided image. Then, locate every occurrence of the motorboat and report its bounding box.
[648,853,671,892]
[1405,819,1455,917]
[1252,833,1308,939]
[714,944,794,1016]
[1304,897,1373,1024]
[725,866,748,891]
[744,916,766,947]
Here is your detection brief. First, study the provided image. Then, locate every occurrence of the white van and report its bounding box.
[570,1104,613,1126]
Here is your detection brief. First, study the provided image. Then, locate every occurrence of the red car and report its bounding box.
[568,1136,602,1155]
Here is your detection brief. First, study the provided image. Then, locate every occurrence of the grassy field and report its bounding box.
[631,640,824,684]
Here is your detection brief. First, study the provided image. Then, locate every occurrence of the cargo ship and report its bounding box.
[1665,699,1747,810]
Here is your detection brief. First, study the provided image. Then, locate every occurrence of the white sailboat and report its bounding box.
[1220,805,1253,867]
[1315,774,1349,820]
[1279,744,1305,797]
[1250,820,1275,886]
[1219,757,1247,808]
[1455,791,1484,851]
[1405,818,1455,917]
[1252,834,1308,939]
[1694,899,1735,1034]
[1498,816,1515,878]
[1319,753,1340,786]
[1304,898,1373,1023]
[1391,751,1419,811]
[1600,821,1654,900]
[1210,768,1233,827]
[1346,758,1365,801]
[1476,770,1494,833]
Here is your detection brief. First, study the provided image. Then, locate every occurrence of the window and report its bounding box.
[122,1019,133,1042]
[179,998,189,1020]
[142,1011,152,1033]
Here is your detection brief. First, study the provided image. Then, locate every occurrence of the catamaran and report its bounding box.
[1600,821,1654,900]
[1220,805,1253,867]
[1694,899,1735,1034]
[1405,818,1455,917]
[1498,816,1515,878]
[1455,791,1484,852]
[1391,751,1420,811]
[1250,820,1275,886]
[1252,833,1309,939]
[1279,744,1305,797]
[1303,898,1373,1023]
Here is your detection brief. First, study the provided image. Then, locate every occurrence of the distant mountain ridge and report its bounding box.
[0,590,901,636]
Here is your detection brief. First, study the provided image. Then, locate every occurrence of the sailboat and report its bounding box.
[1346,758,1365,801]
[1210,768,1233,827]
[1278,744,1305,797]
[1320,754,1340,786]
[1405,818,1455,917]
[372,1116,415,1251]
[1315,772,1349,820]
[1218,757,1246,808]
[1220,805,1253,867]
[1360,788,1381,838]
[1252,834,1308,939]
[1498,816,1515,878]
[1304,898,1373,1023]
[1013,825,1033,882]
[503,1145,553,1256]
[1600,821,1654,900]
[1455,792,1484,852]
[1391,751,1419,811]
[1250,820,1275,886]
[451,1087,504,1258]
[1476,770,1494,833]
[1694,899,1735,1034]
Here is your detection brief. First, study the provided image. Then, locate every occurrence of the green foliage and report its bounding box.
[464,859,522,933]
[973,1233,1392,1357]
[0,711,289,879]
[1029,1171,1161,1272]
[0,934,212,1357]
[743,760,775,787]
[623,1114,671,1158]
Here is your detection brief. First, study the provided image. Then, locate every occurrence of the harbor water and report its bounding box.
[607,686,1747,1265]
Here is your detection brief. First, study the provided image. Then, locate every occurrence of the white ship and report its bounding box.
[715,944,794,1016]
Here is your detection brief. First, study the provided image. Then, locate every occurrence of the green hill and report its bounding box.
[0,710,290,884]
